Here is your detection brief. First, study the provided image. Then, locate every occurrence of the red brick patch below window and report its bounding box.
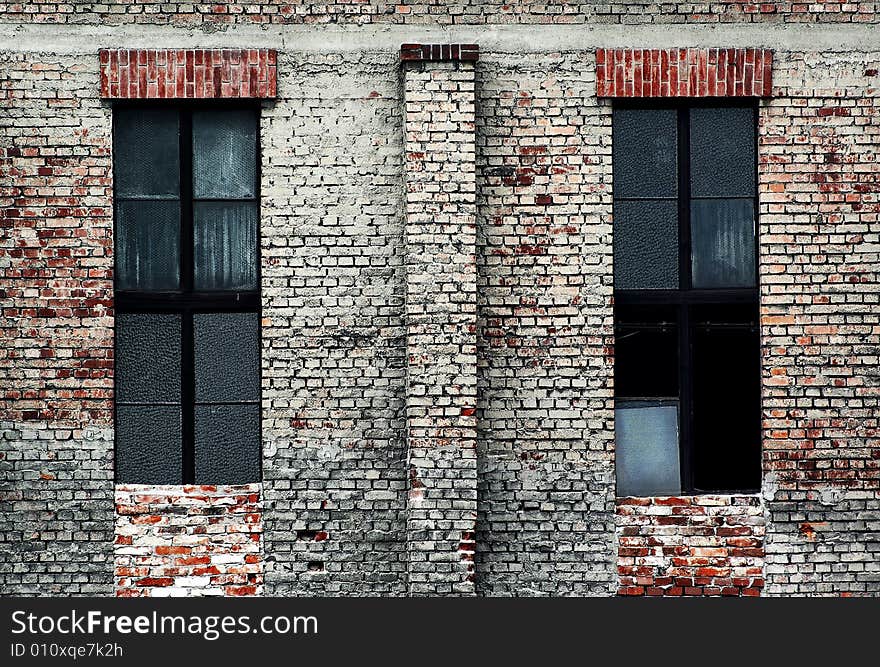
[99,49,277,99]
[616,495,765,596]
[596,48,772,98]
[114,484,263,597]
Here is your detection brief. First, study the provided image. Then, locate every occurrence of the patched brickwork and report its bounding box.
[474,52,617,596]
[1,51,115,595]
[403,57,479,596]
[99,49,277,100]
[0,2,876,26]
[759,50,880,596]
[596,48,773,98]
[115,485,263,597]
[617,496,765,596]
[259,51,409,596]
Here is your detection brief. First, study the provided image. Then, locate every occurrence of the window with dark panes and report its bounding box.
[113,105,261,485]
[612,102,760,496]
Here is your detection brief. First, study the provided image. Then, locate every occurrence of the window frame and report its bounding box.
[612,98,761,495]
[112,100,263,484]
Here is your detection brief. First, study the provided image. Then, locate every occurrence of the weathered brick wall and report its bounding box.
[760,50,880,596]
[0,2,875,25]
[474,51,617,596]
[115,485,263,597]
[617,496,765,596]
[0,51,115,595]
[403,52,479,596]
[259,51,409,595]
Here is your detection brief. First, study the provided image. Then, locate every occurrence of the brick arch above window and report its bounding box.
[596,48,773,98]
[99,48,277,99]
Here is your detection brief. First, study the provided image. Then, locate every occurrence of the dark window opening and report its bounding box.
[613,102,760,496]
[113,104,261,485]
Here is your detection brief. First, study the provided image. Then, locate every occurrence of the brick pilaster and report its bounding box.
[402,46,479,596]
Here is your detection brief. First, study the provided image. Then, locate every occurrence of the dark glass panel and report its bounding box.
[691,198,756,288]
[116,313,181,403]
[612,108,678,199]
[115,405,182,484]
[114,108,180,198]
[691,305,761,492]
[614,305,679,398]
[616,400,681,497]
[690,106,756,197]
[194,312,260,402]
[116,200,180,290]
[192,110,257,199]
[613,199,679,290]
[193,202,258,290]
[194,404,260,484]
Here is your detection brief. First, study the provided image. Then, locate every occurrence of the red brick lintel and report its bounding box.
[596,48,773,98]
[401,43,479,63]
[99,48,277,99]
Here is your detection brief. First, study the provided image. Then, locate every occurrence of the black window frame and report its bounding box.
[112,100,263,484]
[612,98,761,495]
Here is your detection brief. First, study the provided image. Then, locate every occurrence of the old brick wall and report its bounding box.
[0,51,115,595]
[259,51,409,595]
[474,51,617,595]
[760,50,880,595]
[2,10,879,599]
[0,2,875,26]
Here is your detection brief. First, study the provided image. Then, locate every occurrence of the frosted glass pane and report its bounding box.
[691,198,756,288]
[116,405,182,484]
[613,200,679,290]
[690,107,755,197]
[194,404,260,484]
[193,202,258,290]
[613,108,678,199]
[615,400,681,497]
[116,313,181,403]
[114,109,179,198]
[194,312,260,402]
[116,200,180,290]
[192,110,257,199]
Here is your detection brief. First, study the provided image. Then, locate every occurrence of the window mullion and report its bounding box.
[677,107,695,494]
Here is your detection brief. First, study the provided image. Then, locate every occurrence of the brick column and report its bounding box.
[402,43,479,596]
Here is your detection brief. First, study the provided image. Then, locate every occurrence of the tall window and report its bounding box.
[113,105,261,485]
[613,103,760,496]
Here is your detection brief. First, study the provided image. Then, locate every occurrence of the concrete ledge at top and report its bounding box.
[401,43,479,63]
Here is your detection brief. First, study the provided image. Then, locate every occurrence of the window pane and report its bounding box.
[194,404,260,484]
[194,312,260,402]
[691,308,760,492]
[615,400,681,497]
[116,405,182,484]
[691,198,756,288]
[614,305,678,398]
[690,107,755,197]
[613,200,679,290]
[114,109,180,198]
[192,110,257,199]
[193,202,258,290]
[612,108,678,199]
[116,313,181,403]
[116,200,180,290]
